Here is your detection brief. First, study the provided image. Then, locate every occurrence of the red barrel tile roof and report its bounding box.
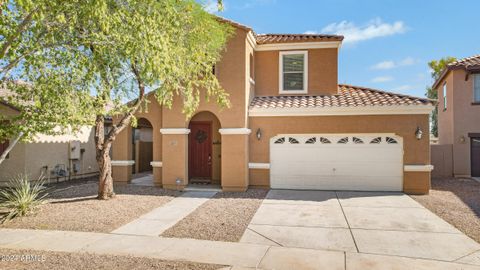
[250,84,434,109]
[255,34,344,44]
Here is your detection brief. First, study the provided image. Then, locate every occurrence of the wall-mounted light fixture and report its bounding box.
[415,126,423,140]
[256,128,262,140]
[459,135,466,143]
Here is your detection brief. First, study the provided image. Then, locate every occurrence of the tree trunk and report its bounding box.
[97,143,115,199]
[0,132,23,165]
[94,115,115,200]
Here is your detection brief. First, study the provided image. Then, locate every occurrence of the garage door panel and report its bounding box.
[270,134,403,191]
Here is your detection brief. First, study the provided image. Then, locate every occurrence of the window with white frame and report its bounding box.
[279,51,308,94]
[443,82,447,110]
[474,74,480,103]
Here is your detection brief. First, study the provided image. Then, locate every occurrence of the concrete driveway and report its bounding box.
[240,190,480,263]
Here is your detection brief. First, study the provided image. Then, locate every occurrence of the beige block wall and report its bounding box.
[0,128,99,184]
[254,48,338,96]
[248,114,431,194]
[431,144,453,177]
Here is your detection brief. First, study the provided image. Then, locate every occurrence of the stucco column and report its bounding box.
[160,128,190,190]
[111,125,133,183]
[220,128,251,192]
[151,123,162,186]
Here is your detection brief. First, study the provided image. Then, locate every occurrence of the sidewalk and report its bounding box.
[112,191,216,236]
[0,228,479,270]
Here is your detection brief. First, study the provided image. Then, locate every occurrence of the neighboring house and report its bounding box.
[111,18,435,194]
[0,100,99,185]
[431,55,480,178]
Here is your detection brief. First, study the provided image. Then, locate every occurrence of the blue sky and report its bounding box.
[205,0,480,98]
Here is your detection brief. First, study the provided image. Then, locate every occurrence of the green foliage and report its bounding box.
[0,174,48,223]
[425,57,457,137]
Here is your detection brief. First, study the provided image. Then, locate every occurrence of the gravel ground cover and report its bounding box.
[162,189,268,242]
[0,179,178,232]
[0,248,226,270]
[411,177,480,243]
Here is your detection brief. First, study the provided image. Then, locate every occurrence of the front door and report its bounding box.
[472,138,480,177]
[189,121,212,182]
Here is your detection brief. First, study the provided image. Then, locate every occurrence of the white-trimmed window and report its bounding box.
[443,82,447,110]
[279,51,308,94]
[474,74,480,103]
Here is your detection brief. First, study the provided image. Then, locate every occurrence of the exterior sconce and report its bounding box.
[415,126,423,140]
[459,136,466,143]
[256,128,262,140]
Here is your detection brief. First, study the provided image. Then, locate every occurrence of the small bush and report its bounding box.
[0,174,48,223]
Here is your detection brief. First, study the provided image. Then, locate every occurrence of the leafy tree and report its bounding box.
[0,0,96,164]
[426,57,456,137]
[2,0,231,199]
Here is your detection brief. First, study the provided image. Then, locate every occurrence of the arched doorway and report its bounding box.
[132,118,153,176]
[188,111,221,185]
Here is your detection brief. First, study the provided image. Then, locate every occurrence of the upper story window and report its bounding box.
[474,74,480,103]
[279,51,308,94]
[443,82,447,110]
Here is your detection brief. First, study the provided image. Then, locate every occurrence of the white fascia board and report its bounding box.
[247,31,257,49]
[111,160,135,166]
[249,105,435,117]
[248,163,270,169]
[160,128,191,135]
[256,41,341,51]
[219,128,252,135]
[150,161,163,168]
[404,165,434,172]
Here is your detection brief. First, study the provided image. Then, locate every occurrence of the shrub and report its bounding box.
[0,174,48,223]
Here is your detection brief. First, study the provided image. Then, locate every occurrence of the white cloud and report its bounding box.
[371,76,394,83]
[304,30,318,35]
[392,85,413,92]
[371,57,417,70]
[321,18,407,44]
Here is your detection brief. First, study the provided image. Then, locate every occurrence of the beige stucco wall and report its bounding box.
[254,48,338,96]
[248,114,431,194]
[0,127,99,185]
[435,69,480,177]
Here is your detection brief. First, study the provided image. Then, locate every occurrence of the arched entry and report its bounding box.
[188,111,221,185]
[132,118,153,175]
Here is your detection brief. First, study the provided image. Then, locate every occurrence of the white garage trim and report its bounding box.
[269,134,404,191]
[219,128,252,135]
[249,163,270,169]
[404,165,434,172]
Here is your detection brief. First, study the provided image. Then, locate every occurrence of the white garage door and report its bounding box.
[270,134,403,191]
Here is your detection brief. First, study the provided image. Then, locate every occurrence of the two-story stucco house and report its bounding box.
[111,18,435,194]
[431,55,480,178]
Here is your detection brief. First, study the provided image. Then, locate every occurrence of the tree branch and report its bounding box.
[0,7,38,59]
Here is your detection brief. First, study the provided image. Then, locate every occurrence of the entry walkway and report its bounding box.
[112,191,216,236]
[0,228,479,269]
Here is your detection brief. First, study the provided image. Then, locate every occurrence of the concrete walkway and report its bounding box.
[0,228,479,269]
[112,191,216,236]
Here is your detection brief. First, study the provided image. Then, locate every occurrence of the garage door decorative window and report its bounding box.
[353,137,364,144]
[337,137,349,144]
[274,137,285,144]
[370,137,382,144]
[386,137,398,144]
[306,137,316,144]
[289,137,299,144]
[319,137,331,144]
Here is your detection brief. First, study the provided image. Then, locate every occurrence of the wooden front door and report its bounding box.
[472,137,480,177]
[189,121,212,181]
